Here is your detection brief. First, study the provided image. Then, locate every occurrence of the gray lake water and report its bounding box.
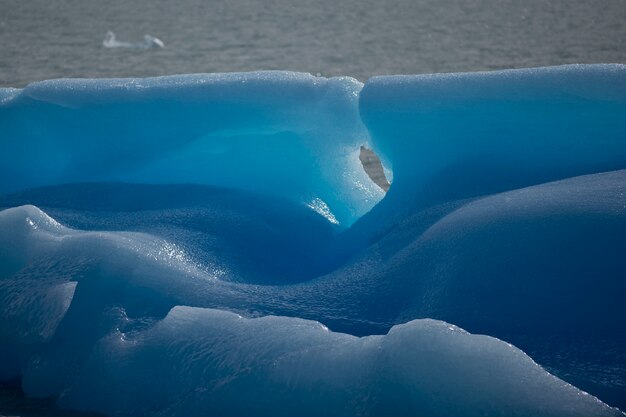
[1,0,625,87]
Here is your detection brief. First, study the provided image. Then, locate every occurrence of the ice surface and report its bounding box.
[356,64,626,244]
[0,71,383,226]
[1,65,626,416]
[57,308,622,417]
[0,209,619,416]
[1,176,624,414]
[0,183,340,284]
[323,170,626,407]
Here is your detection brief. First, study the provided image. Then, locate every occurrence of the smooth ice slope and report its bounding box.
[315,170,626,407]
[361,64,626,197]
[0,72,383,225]
[355,64,626,243]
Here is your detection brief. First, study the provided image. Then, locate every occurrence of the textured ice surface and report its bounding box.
[0,208,619,416]
[56,308,622,417]
[0,71,383,225]
[1,65,626,416]
[0,183,340,284]
[326,170,626,407]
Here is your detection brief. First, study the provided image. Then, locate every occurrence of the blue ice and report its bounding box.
[1,64,625,416]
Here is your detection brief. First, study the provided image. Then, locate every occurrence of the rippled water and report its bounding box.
[1,0,625,87]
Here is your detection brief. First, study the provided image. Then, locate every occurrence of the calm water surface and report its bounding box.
[0,0,625,87]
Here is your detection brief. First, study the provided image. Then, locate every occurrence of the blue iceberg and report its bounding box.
[0,72,382,226]
[0,64,625,416]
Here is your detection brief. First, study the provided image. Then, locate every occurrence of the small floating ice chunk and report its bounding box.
[103,31,164,49]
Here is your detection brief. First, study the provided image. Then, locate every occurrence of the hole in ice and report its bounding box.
[359,146,390,192]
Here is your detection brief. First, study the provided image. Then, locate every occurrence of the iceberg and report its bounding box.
[1,64,625,416]
[0,71,383,226]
